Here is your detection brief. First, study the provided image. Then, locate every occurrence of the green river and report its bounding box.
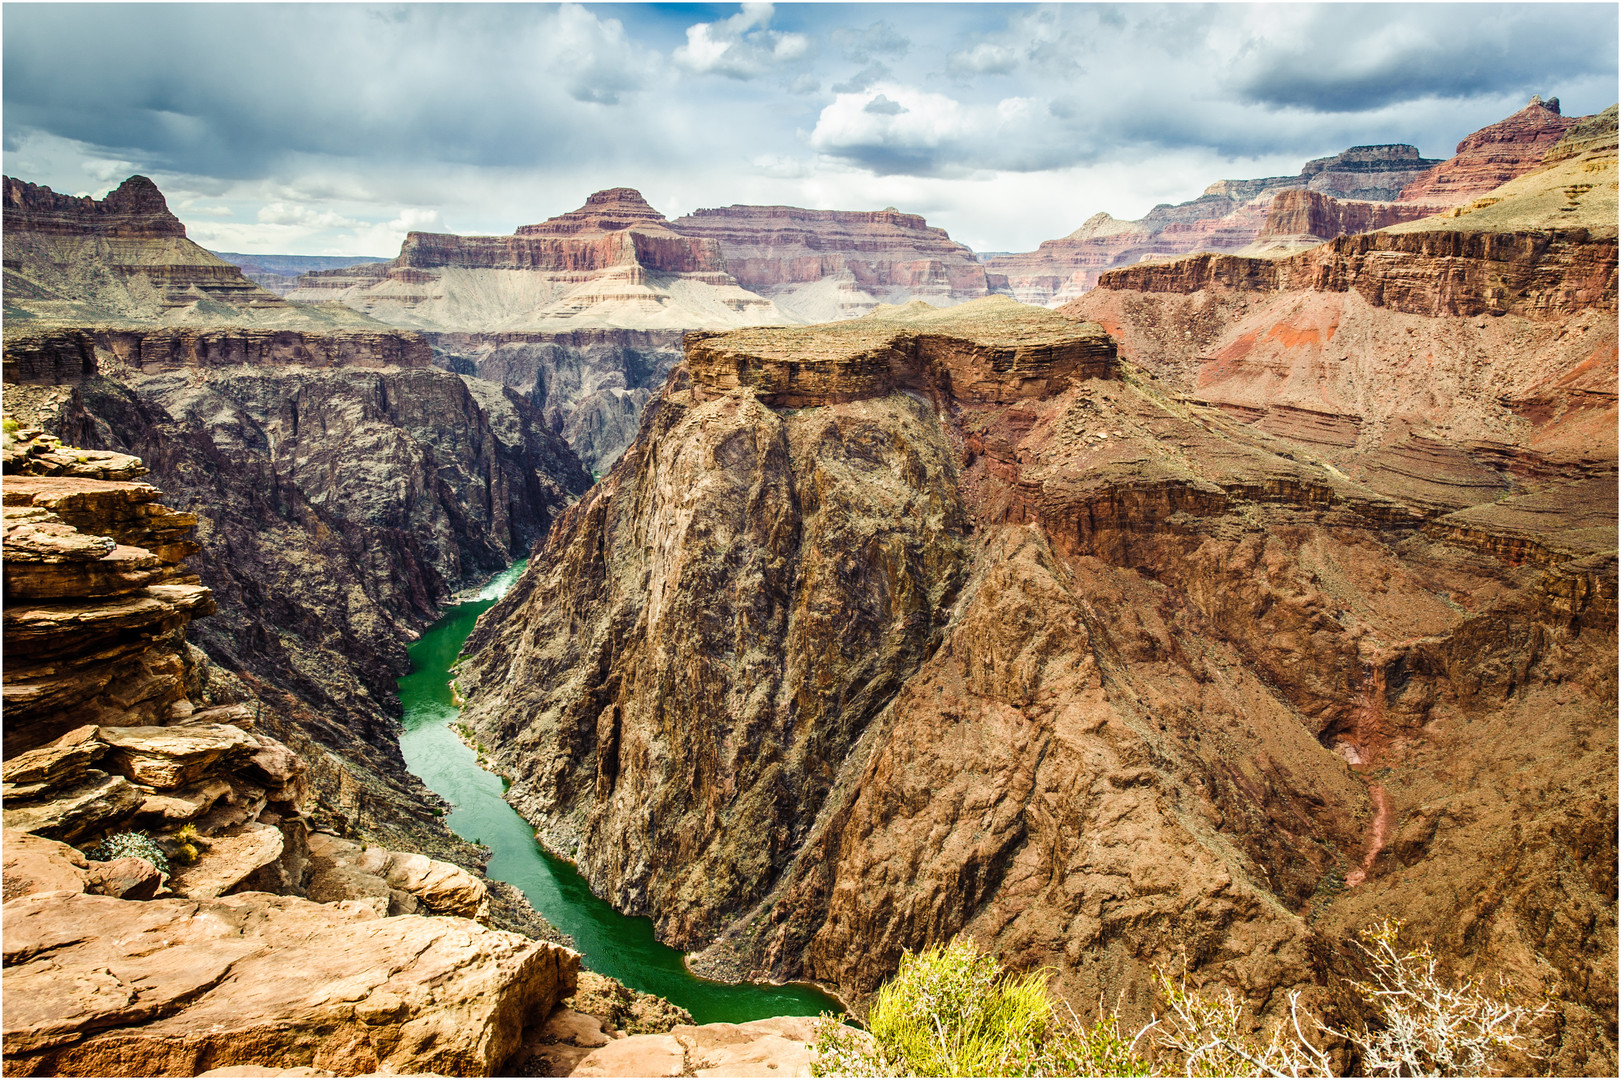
[397,563,844,1025]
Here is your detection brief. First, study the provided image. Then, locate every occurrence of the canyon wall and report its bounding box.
[462,199,1617,1069]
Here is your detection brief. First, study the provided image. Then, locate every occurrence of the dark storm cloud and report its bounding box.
[1227,4,1620,113]
[2,3,659,179]
[809,3,1619,178]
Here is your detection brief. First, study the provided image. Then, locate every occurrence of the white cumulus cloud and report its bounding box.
[673,3,812,80]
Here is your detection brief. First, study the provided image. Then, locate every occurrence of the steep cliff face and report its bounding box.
[463,271,1616,1068]
[670,204,1007,322]
[427,328,685,475]
[5,328,591,858]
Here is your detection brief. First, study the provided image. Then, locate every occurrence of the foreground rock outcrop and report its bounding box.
[462,192,1617,1069]
[2,443,583,1077]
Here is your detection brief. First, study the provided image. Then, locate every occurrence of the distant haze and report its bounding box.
[4,3,1615,255]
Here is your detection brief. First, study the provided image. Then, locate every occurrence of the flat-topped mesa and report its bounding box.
[671,203,1005,318]
[686,296,1115,408]
[1400,96,1580,204]
[2,174,185,240]
[380,189,728,275]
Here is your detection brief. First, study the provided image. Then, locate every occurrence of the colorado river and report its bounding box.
[397,563,843,1025]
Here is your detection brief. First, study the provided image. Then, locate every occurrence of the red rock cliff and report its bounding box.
[2,175,186,240]
[1399,97,1581,204]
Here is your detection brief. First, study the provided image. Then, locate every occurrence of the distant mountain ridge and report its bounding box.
[986,98,1600,305]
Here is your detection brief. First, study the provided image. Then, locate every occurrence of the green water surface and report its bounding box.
[397,563,843,1025]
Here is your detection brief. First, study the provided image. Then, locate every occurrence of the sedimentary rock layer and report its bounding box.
[1095,228,1617,319]
[670,204,1007,321]
[1400,97,1580,204]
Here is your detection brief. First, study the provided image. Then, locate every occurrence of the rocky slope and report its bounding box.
[670,204,1008,323]
[2,176,377,331]
[461,217,1616,1073]
[986,101,1603,306]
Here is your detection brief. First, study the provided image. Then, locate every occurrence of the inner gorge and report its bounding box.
[2,6,1618,1076]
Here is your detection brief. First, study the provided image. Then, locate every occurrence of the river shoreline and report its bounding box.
[396,561,846,1025]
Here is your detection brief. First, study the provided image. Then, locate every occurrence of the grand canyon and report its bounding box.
[2,4,1617,1076]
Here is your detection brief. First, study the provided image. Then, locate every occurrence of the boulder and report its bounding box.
[1,829,89,901]
[1,890,579,1076]
[85,856,165,900]
[305,832,489,922]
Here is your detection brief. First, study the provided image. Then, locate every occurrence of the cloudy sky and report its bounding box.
[4,2,1616,256]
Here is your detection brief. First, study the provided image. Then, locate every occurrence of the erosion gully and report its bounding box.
[397,562,843,1025]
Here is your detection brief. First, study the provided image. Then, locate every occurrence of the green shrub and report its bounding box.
[812,939,1148,1077]
[85,831,171,874]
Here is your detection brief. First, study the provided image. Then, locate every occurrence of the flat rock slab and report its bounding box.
[2,890,579,1077]
[566,1018,816,1078]
[570,1034,685,1077]
[675,1018,817,1078]
[166,823,285,900]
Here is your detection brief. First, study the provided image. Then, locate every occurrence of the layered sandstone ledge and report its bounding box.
[3,327,433,383]
[687,296,1115,407]
[1095,228,1618,318]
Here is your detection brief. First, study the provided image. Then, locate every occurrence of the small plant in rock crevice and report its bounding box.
[85,831,171,874]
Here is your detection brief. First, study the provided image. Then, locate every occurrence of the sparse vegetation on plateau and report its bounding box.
[812,924,1549,1078]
